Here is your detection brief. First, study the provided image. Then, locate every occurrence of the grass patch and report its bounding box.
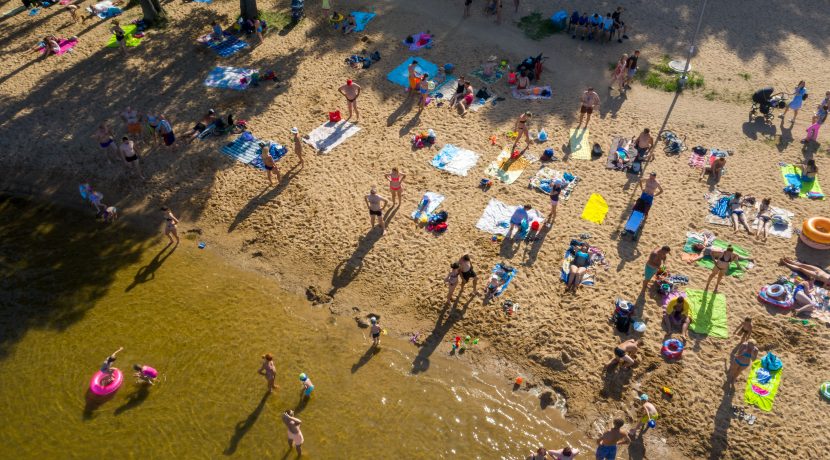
[738,72,751,81]
[517,12,559,40]
[259,10,292,30]
[704,90,718,101]
[634,54,704,92]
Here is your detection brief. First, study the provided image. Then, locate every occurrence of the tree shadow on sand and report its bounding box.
[224,391,270,456]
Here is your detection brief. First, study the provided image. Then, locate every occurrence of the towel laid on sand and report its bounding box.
[209,35,248,57]
[683,235,752,277]
[511,86,552,100]
[106,24,142,47]
[350,11,376,32]
[581,193,609,224]
[386,56,439,88]
[705,192,734,227]
[403,32,433,51]
[204,66,255,90]
[249,142,288,169]
[606,136,632,169]
[467,92,498,112]
[744,359,782,412]
[93,1,122,19]
[303,121,361,154]
[429,76,457,101]
[686,289,728,338]
[470,67,503,85]
[559,248,597,286]
[490,263,518,297]
[568,128,591,160]
[781,164,824,199]
[528,168,579,200]
[220,135,266,169]
[475,198,544,235]
[39,38,78,55]
[752,206,794,239]
[411,192,445,220]
[484,151,530,184]
[431,144,479,176]
[688,150,707,168]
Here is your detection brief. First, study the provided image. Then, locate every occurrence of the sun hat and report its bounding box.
[291,127,299,134]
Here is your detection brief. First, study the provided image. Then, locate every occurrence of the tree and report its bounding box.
[139,0,166,25]
[240,0,258,21]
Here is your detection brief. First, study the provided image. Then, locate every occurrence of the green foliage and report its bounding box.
[635,55,704,92]
[738,72,751,81]
[517,12,559,40]
[259,10,291,30]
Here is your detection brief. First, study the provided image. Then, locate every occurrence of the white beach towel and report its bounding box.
[431,144,480,176]
[475,198,544,236]
[752,206,794,239]
[468,92,497,112]
[303,121,361,154]
[411,192,445,220]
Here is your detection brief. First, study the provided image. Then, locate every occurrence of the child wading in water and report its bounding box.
[299,373,314,399]
[370,317,382,347]
[385,167,405,206]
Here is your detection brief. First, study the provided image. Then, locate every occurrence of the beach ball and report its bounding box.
[428,81,435,90]
[647,420,656,428]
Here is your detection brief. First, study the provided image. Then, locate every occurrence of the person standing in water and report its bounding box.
[299,373,314,399]
[384,167,405,207]
[161,207,179,245]
[258,353,277,393]
[365,187,388,234]
[99,347,124,386]
[282,410,304,455]
[291,127,304,168]
[133,363,158,385]
[338,79,361,122]
[259,142,280,185]
[370,317,382,347]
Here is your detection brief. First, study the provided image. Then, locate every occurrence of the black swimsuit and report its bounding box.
[456,82,465,94]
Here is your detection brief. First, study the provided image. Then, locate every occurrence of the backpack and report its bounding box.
[429,210,448,225]
[614,312,631,333]
[429,222,448,233]
[475,88,491,99]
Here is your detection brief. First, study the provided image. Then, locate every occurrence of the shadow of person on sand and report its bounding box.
[228,163,301,233]
[351,344,380,373]
[522,225,550,266]
[114,384,151,416]
[776,122,794,152]
[328,227,383,298]
[387,95,416,127]
[601,90,626,121]
[224,391,270,456]
[707,387,735,459]
[627,431,647,460]
[124,244,176,292]
[600,365,633,401]
[411,298,471,374]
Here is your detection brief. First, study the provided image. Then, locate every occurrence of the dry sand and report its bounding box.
[2,0,830,458]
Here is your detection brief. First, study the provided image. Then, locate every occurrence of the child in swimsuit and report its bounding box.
[445,262,460,304]
[418,74,430,111]
[259,354,277,392]
[259,142,280,185]
[299,373,314,398]
[370,317,382,347]
[546,183,562,226]
[734,317,752,342]
[384,167,405,206]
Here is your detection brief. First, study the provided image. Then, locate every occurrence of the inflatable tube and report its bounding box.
[799,232,830,250]
[821,382,830,401]
[90,368,123,396]
[803,217,830,245]
[141,366,158,379]
[661,339,684,359]
[758,284,794,309]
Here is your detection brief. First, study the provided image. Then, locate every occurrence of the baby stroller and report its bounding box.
[516,54,546,82]
[660,130,686,155]
[749,87,787,124]
[291,0,304,22]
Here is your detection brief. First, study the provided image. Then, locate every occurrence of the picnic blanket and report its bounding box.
[386,56,439,88]
[470,66,504,85]
[208,35,248,57]
[559,248,597,287]
[484,151,531,184]
[106,24,142,47]
[39,38,78,55]
[429,76,457,98]
[92,1,121,19]
[475,198,544,236]
[606,135,632,169]
[568,128,591,160]
[781,164,824,199]
[350,11,376,32]
[744,359,782,412]
[752,205,794,239]
[403,32,433,51]
[303,121,361,154]
[411,192,445,221]
[686,289,728,338]
[490,263,518,297]
[467,91,498,112]
[683,235,752,277]
[511,86,552,100]
[431,144,479,176]
[204,66,256,91]
[220,135,266,169]
[528,168,579,200]
[689,150,707,168]
[705,192,733,226]
[581,193,608,224]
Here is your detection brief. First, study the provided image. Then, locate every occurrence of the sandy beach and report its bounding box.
[2,0,830,457]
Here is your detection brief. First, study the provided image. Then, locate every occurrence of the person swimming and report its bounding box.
[133,364,158,385]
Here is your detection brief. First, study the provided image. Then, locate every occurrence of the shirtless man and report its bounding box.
[291,127,304,167]
[642,245,670,293]
[606,338,642,368]
[338,79,361,122]
[457,254,479,296]
[118,137,145,180]
[633,128,654,161]
[596,418,630,460]
[187,109,216,143]
[577,87,600,127]
[259,142,280,185]
[365,187,388,234]
[121,106,142,139]
[638,172,663,206]
[93,123,118,163]
[281,410,304,456]
[779,257,830,286]
[407,60,421,97]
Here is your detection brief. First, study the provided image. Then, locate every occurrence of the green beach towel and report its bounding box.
[106,25,143,48]
[781,164,823,198]
[744,359,782,412]
[686,289,728,338]
[685,238,751,277]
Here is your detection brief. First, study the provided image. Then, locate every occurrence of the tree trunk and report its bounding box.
[240,0,258,21]
[139,0,166,24]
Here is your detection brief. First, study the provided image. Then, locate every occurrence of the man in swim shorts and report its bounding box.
[457,254,479,296]
[578,87,600,127]
[93,123,118,163]
[633,127,653,160]
[596,418,630,460]
[338,79,361,122]
[624,50,640,87]
[606,338,641,369]
[641,245,670,293]
[259,142,280,185]
[365,187,388,234]
[638,172,663,206]
[118,136,145,180]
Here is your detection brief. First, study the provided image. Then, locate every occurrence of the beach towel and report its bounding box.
[752,206,794,239]
[303,121,361,154]
[467,92,498,112]
[220,135,268,169]
[429,76,457,100]
[106,24,142,47]
[386,56,439,88]
[744,359,782,412]
[688,150,707,168]
[93,1,121,19]
[686,289,728,338]
[581,194,608,224]
[470,67,504,85]
[475,198,544,236]
[204,66,256,91]
[484,151,530,184]
[559,248,596,287]
[209,36,248,57]
[685,237,751,277]
[511,86,552,100]
[568,128,591,160]
[705,192,734,227]
[403,32,433,51]
[431,144,479,176]
[248,142,288,169]
[781,164,824,199]
[490,263,518,297]
[350,11,376,32]
[193,0,212,3]
[528,168,579,200]
[606,135,632,170]
[411,192,445,221]
[39,38,78,55]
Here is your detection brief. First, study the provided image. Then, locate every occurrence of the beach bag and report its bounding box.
[429,210,448,225]
[475,88,491,99]
[430,222,448,233]
[328,111,341,122]
[761,352,782,372]
[405,35,414,44]
[614,312,631,333]
[783,185,800,196]
[591,143,603,157]
[692,146,706,156]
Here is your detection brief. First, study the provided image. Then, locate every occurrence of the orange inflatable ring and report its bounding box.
[802,217,830,245]
[799,232,830,250]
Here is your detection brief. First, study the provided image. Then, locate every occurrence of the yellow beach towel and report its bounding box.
[569,128,591,160]
[581,193,608,224]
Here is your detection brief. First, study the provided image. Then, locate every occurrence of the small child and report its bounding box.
[370,317,381,347]
[802,115,821,143]
[734,316,752,342]
[445,262,460,304]
[133,364,158,385]
[66,4,79,23]
[342,14,356,34]
[484,269,505,304]
[299,373,314,398]
[98,206,118,223]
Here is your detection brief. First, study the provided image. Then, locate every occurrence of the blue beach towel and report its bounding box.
[248,143,288,169]
[710,195,731,218]
[350,11,376,32]
[491,263,518,297]
[193,0,213,3]
[221,135,267,169]
[97,7,121,19]
[210,36,248,57]
[387,56,439,88]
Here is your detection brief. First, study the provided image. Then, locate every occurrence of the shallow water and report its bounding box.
[0,196,586,458]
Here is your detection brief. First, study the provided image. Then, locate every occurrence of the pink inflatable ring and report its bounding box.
[90,368,123,396]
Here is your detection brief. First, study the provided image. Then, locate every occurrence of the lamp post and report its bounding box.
[679,0,708,90]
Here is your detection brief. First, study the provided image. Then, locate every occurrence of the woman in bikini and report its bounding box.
[755,198,772,241]
[705,245,740,292]
[161,207,179,245]
[259,142,280,185]
[258,353,277,392]
[726,341,757,389]
[799,159,818,183]
[449,77,467,108]
[793,279,818,316]
[778,257,830,286]
[511,111,532,153]
[545,182,562,227]
[417,74,430,112]
[384,167,405,206]
[729,193,752,234]
[110,20,127,56]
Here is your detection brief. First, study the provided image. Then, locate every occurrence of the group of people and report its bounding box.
[567,7,630,44]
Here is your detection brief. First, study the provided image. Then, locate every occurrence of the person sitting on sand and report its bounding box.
[793,279,819,316]
[483,267,506,304]
[606,339,641,369]
[631,394,659,437]
[778,257,830,286]
[99,347,124,386]
[642,245,670,293]
[754,198,772,240]
[662,295,691,341]
[726,340,757,389]
[516,70,530,90]
[342,13,356,34]
[632,128,653,160]
[210,21,224,41]
[799,159,818,183]
[506,204,531,240]
[187,109,216,143]
[449,77,467,108]
[595,418,630,460]
[565,242,591,293]
[458,82,475,115]
[701,154,726,182]
[482,56,498,77]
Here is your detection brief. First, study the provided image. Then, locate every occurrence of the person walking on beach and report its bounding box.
[457,254,479,296]
[365,187,388,234]
[156,115,176,149]
[511,112,532,153]
[781,80,807,123]
[259,142,280,185]
[417,75,431,113]
[161,207,179,245]
[258,354,277,393]
[705,245,739,293]
[596,418,630,460]
[338,79,361,122]
[93,123,118,163]
[118,136,145,180]
[641,245,670,293]
[385,167,405,206]
[282,410,304,455]
[291,127,304,167]
[577,87,600,127]
[445,262,460,304]
[370,317,382,347]
[545,182,562,227]
[610,54,628,92]
[299,373,314,399]
[802,115,821,143]
[624,50,640,88]
[110,19,127,56]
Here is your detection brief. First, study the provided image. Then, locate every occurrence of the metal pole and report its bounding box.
[679,0,708,89]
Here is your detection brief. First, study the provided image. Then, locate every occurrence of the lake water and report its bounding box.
[0,195,587,458]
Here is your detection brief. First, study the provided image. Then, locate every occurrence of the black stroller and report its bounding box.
[750,87,787,124]
[291,0,304,22]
